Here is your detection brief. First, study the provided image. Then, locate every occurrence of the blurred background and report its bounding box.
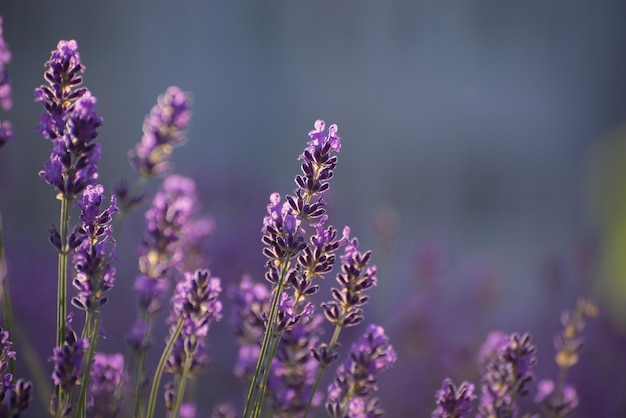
[1,1,625,416]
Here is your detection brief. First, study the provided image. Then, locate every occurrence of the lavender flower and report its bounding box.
[326,324,396,418]
[534,379,579,417]
[87,353,125,418]
[431,378,476,418]
[0,120,13,149]
[35,40,102,200]
[318,235,378,359]
[130,174,207,333]
[165,269,223,376]
[0,329,15,403]
[70,184,118,312]
[0,329,32,417]
[477,333,536,418]
[0,17,12,113]
[535,299,597,417]
[0,17,13,149]
[50,314,89,394]
[266,311,324,417]
[128,86,192,177]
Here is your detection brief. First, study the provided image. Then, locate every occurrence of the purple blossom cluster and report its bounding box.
[326,324,397,418]
[128,86,192,178]
[87,353,125,418]
[0,329,31,418]
[129,174,212,352]
[69,184,118,312]
[165,269,223,376]
[35,40,103,200]
[0,17,12,149]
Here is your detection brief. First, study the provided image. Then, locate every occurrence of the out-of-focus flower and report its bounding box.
[49,314,89,394]
[477,333,536,418]
[129,86,192,178]
[88,353,125,418]
[431,378,475,418]
[326,324,396,418]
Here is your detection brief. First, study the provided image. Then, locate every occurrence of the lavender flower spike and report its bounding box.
[0,16,14,149]
[432,378,476,418]
[165,269,223,376]
[0,328,32,417]
[71,184,118,312]
[326,324,397,418]
[0,16,12,113]
[35,40,103,200]
[50,314,89,394]
[88,353,125,418]
[129,86,192,177]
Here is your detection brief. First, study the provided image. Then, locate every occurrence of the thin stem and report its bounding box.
[133,316,153,418]
[57,196,71,348]
[76,312,100,418]
[303,322,343,418]
[170,350,192,418]
[242,256,291,418]
[145,317,184,418]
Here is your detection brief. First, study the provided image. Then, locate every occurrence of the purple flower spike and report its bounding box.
[326,324,396,418]
[477,332,536,418]
[36,40,102,200]
[166,269,223,376]
[71,184,117,312]
[129,86,192,177]
[50,314,89,394]
[432,378,476,418]
[0,17,13,149]
[0,17,12,112]
[88,353,125,418]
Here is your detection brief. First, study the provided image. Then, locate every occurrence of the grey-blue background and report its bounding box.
[1,1,625,417]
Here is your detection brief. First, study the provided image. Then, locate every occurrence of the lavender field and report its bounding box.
[0,2,625,417]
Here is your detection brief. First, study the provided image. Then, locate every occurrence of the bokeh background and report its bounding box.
[1,1,626,416]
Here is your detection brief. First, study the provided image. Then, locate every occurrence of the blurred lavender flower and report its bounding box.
[0,17,11,112]
[165,269,223,376]
[535,299,597,417]
[70,184,118,312]
[128,86,192,178]
[35,40,103,200]
[49,314,89,394]
[266,311,324,417]
[477,333,536,418]
[87,353,125,418]
[534,379,579,417]
[0,329,32,418]
[0,17,13,149]
[431,378,475,418]
[129,174,210,345]
[326,324,396,418]
[179,403,197,418]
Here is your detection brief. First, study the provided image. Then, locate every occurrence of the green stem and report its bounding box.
[303,322,343,418]
[57,197,71,348]
[56,196,71,405]
[76,312,100,418]
[242,256,291,418]
[170,350,192,418]
[133,316,153,418]
[145,317,184,418]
